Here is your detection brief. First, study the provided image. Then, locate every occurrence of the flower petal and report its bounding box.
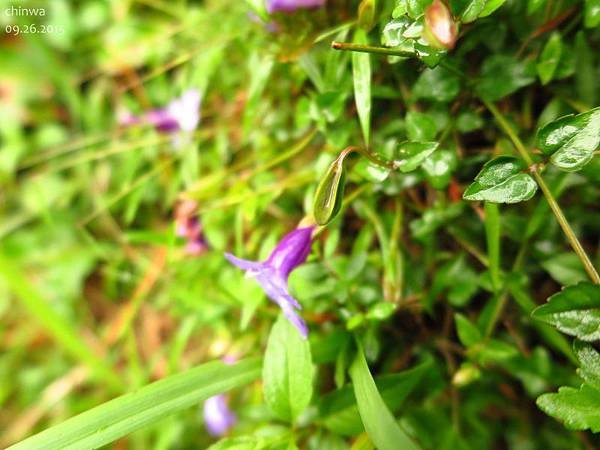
[280,302,309,339]
[203,394,236,437]
[255,271,302,310]
[224,253,264,272]
[267,226,314,278]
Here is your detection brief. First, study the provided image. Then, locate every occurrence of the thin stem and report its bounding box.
[343,145,396,170]
[331,41,415,58]
[532,171,600,283]
[484,99,600,284]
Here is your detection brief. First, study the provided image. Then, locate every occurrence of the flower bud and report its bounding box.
[452,362,481,387]
[424,0,458,50]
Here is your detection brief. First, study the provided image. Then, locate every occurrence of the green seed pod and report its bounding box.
[313,154,348,225]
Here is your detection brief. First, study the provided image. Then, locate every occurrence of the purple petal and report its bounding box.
[145,109,180,132]
[203,394,236,437]
[167,89,201,132]
[280,303,309,339]
[267,226,314,279]
[225,252,264,272]
[256,271,302,310]
[266,0,326,13]
[255,271,308,338]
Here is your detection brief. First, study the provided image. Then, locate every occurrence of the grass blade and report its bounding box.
[352,29,372,146]
[9,358,261,450]
[349,343,421,450]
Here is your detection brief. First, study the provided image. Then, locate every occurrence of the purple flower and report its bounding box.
[266,0,326,14]
[119,89,201,134]
[203,394,237,437]
[225,226,314,338]
[175,199,208,256]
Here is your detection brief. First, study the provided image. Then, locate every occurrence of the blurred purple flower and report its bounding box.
[225,226,314,338]
[266,0,326,14]
[247,12,279,32]
[119,89,201,134]
[175,199,208,256]
[203,394,237,437]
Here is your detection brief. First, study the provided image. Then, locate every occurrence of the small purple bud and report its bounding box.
[203,394,237,437]
[266,0,326,14]
[225,226,315,338]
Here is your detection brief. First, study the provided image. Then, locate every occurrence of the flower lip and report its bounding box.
[224,226,314,338]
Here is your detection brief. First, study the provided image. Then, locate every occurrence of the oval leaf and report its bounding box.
[394,141,439,173]
[463,156,538,203]
[535,106,600,171]
[263,314,314,422]
[532,282,600,341]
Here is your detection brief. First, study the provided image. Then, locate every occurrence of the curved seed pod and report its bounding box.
[313,152,349,225]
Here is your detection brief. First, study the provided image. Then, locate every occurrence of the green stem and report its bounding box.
[343,145,396,170]
[484,99,600,284]
[331,41,415,58]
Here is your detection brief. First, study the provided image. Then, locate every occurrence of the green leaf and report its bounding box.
[574,342,600,390]
[584,0,600,28]
[537,384,600,432]
[321,358,432,436]
[263,315,314,422]
[422,150,457,189]
[575,32,597,106]
[394,141,439,172]
[463,156,538,203]
[412,67,461,102]
[541,253,587,286]
[405,111,437,141]
[313,153,348,225]
[479,0,506,17]
[460,0,506,21]
[454,313,482,346]
[532,282,600,342]
[535,107,600,171]
[461,0,485,22]
[536,33,562,85]
[381,17,414,47]
[10,358,262,450]
[476,55,535,101]
[349,344,421,450]
[353,29,372,146]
